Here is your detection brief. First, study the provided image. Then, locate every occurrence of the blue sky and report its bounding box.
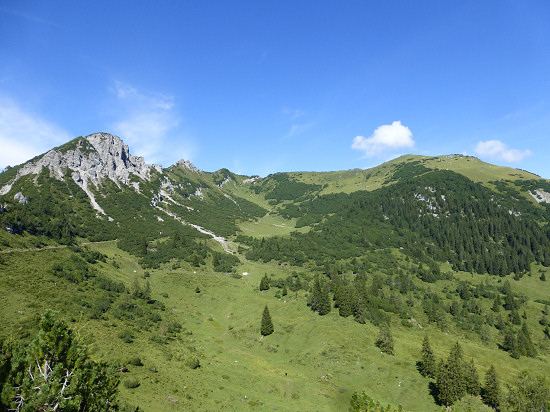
[1,1,549,177]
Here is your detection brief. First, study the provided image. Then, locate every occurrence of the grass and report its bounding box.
[238,213,310,238]
[3,240,549,411]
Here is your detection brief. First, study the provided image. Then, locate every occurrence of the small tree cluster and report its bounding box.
[502,321,537,359]
[419,340,497,408]
[260,274,270,291]
[309,275,331,315]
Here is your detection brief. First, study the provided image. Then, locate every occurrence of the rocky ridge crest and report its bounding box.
[1,133,155,213]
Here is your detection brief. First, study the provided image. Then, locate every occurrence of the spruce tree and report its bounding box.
[317,279,332,316]
[419,335,437,378]
[464,358,481,396]
[131,277,142,297]
[436,359,454,407]
[143,280,151,301]
[437,342,466,406]
[491,295,502,312]
[516,321,536,358]
[482,365,500,410]
[375,323,394,355]
[260,305,274,336]
[352,294,366,324]
[338,288,353,318]
[260,274,270,291]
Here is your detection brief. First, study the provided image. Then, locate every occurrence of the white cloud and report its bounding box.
[0,98,71,169]
[474,140,532,163]
[110,81,193,164]
[352,121,414,157]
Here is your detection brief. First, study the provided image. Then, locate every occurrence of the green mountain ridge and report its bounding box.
[1,133,549,411]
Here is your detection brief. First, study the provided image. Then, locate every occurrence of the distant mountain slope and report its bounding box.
[0,133,265,254]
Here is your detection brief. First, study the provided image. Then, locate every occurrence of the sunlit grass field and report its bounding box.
[2,237,549,411]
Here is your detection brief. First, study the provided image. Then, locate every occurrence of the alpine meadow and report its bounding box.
[1,133,550,411]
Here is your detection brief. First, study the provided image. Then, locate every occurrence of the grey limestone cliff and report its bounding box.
[0,133,153,214]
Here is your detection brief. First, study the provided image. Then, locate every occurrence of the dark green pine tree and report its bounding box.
[260,274,270,291]
[436,359,454,407]
[338,288,353,318]
[503,327,520,359]
[419,335,437,378]
[143,280,151,301]
[464,358,481,396]
[375,323,394,355]
[516,321,536,358]
[352,294,366,324]
[510,309,522,325]
[317,282,332,315]
[139,235,148,256]
[482,365,500,410]
[282,284,288,296]
[437,342,466,406]
[491,294,502,312]
[260,305,274,336]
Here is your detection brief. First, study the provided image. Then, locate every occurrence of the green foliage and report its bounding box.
[260,274,270,291]
[309,275,331,316]
[260,305,274,336]
[503,370,550,412]
[349,391,402,412]
[464,358,481,397]
[436,342,467,406]
[481,365,500,410]
[123,378,140,389]
[419,336,437,378]
[118,329,135,344]
[187,358,201,370]
[375,324,394,356]
[253,173,322,201]
[243,168,550,277]
[126,357,143,366]
[0,310,119,411]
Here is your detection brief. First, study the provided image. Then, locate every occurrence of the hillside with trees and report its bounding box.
[0,136,549,410]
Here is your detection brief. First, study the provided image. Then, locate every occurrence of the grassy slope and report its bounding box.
[3,239,549,411]
[278,155,545,197]
[2,156,550,411]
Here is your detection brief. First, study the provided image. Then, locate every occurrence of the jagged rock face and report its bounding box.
[72,133,151,187]
[1,133,150,190]
[176,159,198,173]
[0,133,152,213]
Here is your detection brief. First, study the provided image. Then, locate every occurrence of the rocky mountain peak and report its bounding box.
[175,159,199,173]
[0,132,152,214]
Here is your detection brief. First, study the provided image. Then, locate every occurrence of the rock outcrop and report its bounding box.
[175,159,199,173]
[0,133,152,213]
